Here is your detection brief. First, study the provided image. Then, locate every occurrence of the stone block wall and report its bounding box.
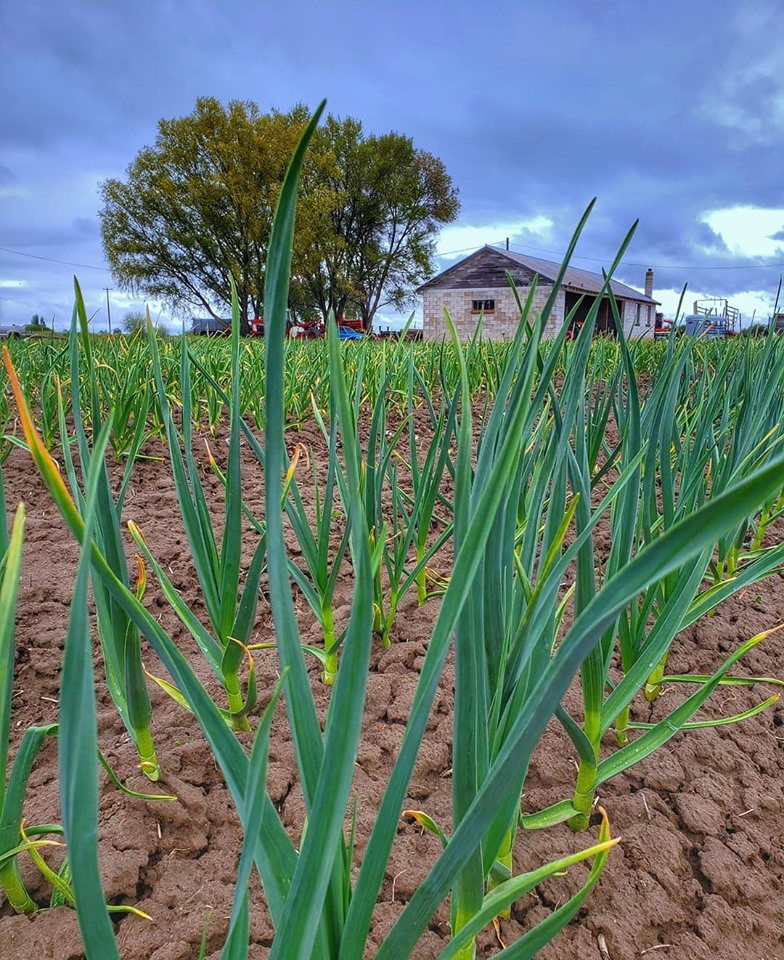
[625,300,655,339]
[423,285,561,341]
[616,300,654,339]
[423,286,655,341]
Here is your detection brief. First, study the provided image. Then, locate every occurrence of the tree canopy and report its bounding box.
[99,98,459,333]
[121,311,146,335]
[121,311,168,337]
[294,117,460,328]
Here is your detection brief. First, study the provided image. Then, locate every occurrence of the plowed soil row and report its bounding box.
[1,414,783,960]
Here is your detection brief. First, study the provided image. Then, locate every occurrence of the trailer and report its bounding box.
[685,298,741,338]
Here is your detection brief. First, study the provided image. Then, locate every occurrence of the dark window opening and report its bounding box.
[471,299,495,313]
[564,292,618,339]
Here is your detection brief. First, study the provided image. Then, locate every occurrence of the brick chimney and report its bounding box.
[644,268,654,299]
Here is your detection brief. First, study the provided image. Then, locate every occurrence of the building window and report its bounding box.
[635,303,641,325]
[471,299,495,313]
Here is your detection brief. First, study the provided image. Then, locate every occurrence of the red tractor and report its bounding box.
[654,312,672,339]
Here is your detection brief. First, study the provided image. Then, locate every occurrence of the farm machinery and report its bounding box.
[248,315,365,339]
[684,298,741,338]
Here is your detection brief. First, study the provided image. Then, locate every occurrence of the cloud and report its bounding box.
[72,216,99,236]
[3,0,784,329]
[437,217,554,260]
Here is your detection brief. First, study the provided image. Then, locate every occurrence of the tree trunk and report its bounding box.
[238,290,250,337]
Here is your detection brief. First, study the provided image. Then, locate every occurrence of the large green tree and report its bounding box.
[100,97,312,334]
[100,99,459,334]
[297,117,460,329]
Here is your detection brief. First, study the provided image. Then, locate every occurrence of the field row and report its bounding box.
[2,330,781,464]
[2,130,784,959]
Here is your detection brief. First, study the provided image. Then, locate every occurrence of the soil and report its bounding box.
[1,412,783,960]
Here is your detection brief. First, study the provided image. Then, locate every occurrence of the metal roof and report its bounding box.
[421,246,659,304]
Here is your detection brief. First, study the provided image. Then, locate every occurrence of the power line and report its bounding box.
[5,235,783,280]
[0,246,110,272]
[498,241,784,272]
[436,240,508,258]
[6,239,493,271]
[436,238,784,272]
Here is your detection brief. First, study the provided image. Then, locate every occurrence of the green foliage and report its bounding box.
[122,311,168,337]
[100,97,320,335]
[295,116,460,329]
[121,311,146,335]
[4,105,784,959]
[0,503,46,915]
[99,97,458,335]
[58,418,122,957]
[25,314,47,332]
[744,322,769,337]
[61,287,160,780]
[136,297,266,733]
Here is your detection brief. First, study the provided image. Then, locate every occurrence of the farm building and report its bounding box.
[419,246,659,340]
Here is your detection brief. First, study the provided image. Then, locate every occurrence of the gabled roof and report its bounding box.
[419,246,659,304]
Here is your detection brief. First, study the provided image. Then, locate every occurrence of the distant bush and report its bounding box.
[122,311,169,337]
[744,323,769,337]
[25,314,49,332]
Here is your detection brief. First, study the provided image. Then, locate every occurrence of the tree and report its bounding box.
[295,118,460,330]
[25,314,48,332]
[121,311,147,335]
[100,99,459,335]
[100,98,312,335]
[121,311,168,337]
[744,322,769,337]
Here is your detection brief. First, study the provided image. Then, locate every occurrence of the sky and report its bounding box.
[3,0,784,332]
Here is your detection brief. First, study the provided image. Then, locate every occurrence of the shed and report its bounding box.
[418,246,659,341]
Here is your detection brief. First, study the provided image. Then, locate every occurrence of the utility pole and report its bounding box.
[104,287,113,334]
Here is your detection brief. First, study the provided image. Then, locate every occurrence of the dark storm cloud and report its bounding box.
[0,3,242,154]
[436,54,772,224]
[442,79,783,299]
[3,0,784,325]
[72,217,99,236]
[397,0,784,309]
[3,222,94,249]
